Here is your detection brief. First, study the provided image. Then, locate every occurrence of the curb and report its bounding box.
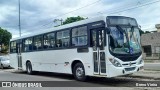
[130,75,160,80]
[1,69,24,73]
[130,70,160,80]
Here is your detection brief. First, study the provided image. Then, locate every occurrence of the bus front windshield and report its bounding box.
[109,26,141,54]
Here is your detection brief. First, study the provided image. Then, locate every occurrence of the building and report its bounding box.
[155,24,160,32]
[141,24,160,59]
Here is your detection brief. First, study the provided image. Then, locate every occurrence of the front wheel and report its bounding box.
[26,62,33,75]
[73,63,87,81]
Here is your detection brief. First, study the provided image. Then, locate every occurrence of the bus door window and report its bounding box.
[91,30,97,51]
[99,30,105,50]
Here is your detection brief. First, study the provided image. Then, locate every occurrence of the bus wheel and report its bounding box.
[73,63,87,81]
[26,62,33,75]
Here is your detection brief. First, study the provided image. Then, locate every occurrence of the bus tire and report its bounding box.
[73,63,87,81]
[26,62,33,75]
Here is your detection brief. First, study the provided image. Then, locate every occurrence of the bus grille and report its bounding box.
[122,62,136,66]
[125,67,136,71]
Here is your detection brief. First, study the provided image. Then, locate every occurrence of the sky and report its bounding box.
[0,0,160,38]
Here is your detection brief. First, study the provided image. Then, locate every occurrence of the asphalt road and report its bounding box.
[144,63,160,71]
[0,69,159,90]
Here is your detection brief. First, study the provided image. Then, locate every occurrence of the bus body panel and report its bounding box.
[9,53,18,69]
[11,48,94,75]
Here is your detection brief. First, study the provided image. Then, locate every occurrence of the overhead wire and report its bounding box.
[21,0,102,34]
[21,0,160,34]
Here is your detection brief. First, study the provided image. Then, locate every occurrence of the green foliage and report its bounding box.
[0,27,12,53]
[139,29,151,36]
[145,31,150,33]
[62,16,86,25]
[139,29,145,36]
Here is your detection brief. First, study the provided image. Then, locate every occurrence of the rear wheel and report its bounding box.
[26,62,33,74]
[73,63,87,81]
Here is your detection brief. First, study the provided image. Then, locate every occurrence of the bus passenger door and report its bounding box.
[16,40,22,69]
[91,28,106,75]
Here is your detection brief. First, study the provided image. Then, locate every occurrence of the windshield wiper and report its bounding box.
[130,26,134,39]
[116,25,129,41]
[116,25,131,54]
[116,25,125,34]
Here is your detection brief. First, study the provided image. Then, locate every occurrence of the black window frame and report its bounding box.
[10,21,106,53]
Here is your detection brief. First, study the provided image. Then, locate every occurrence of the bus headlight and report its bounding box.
[109,58,122,67]
[138,59,143,65]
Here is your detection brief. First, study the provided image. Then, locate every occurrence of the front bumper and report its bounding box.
[107,63,144,77]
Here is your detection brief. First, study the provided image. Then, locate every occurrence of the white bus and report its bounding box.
[10,16,144,81]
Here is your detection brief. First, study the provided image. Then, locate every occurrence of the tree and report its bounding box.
[0,27,12,53]
[62,16,87,25]
[145,31,150,34]
[139,29,145,36]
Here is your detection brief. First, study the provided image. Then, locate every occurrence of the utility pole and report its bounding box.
[53,19,63,26]
[60,18,63,25]
[18,0,21,37]
[18,0,22,70]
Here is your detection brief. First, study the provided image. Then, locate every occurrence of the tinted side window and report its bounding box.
[44,32,55,49]
[33,35,43,50]
[23,38,33,52]
[72,26,87,46]
[56,30,70,48]
[10,41,17,53]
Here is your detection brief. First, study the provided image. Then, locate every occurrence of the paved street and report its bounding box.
[0,69,159,90]
[144,63,160,71]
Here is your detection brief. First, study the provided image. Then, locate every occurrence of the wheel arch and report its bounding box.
[26,60,32,70]
[26,60,31,66]
[71,60,84,74]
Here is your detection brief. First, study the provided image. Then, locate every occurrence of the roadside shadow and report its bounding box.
[12,71,74,80]
[11,71,137,87]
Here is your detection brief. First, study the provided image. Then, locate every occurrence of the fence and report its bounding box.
[142,53,160,60]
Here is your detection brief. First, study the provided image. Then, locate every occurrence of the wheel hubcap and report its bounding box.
[76,67,84,78]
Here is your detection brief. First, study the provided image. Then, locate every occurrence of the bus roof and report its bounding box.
[10,16,137,41]
[11,16,106,41]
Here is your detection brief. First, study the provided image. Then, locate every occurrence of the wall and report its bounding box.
[141,32,160,59]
